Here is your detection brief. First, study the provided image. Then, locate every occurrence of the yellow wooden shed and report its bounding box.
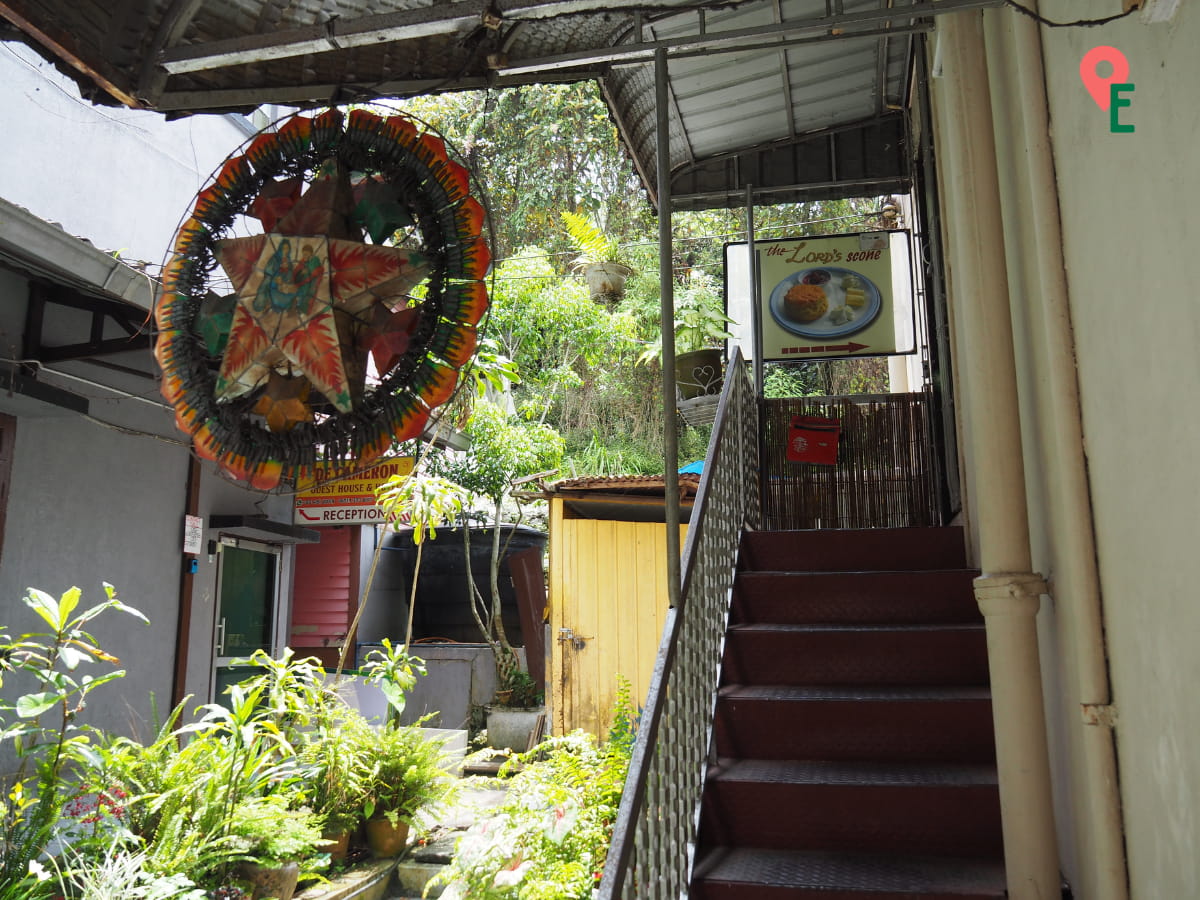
[543,474,698,739]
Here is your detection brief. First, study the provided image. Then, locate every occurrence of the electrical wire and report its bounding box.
[1003,0,1137,27]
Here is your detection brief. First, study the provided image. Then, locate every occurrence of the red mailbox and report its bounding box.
[785,415,841,466]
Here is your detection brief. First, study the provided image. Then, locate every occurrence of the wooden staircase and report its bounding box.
[690,527,1007,899]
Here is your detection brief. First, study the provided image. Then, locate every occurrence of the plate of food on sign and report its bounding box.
[768,267,882,338]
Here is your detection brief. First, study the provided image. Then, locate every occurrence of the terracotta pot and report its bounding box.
[321,828,351,863]
[364,816,410,858]
[237,860,300,900]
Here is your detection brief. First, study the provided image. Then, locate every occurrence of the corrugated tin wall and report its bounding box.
[290,525,357,666]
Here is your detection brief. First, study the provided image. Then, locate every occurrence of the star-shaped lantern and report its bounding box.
[212,164,429,414]
[154,107,492,490]
[252,370,313,432]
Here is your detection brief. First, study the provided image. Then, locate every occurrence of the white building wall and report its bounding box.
[0,41,253,266]
[1038,3,1200,896]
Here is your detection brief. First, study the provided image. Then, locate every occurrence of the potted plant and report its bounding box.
[640,270,735,400]
[228,795,326,900]
[296,711,373,863]
[356,724,453,858]
[425,401,561,739]
[485,670,546,753]
[561,210,633,304]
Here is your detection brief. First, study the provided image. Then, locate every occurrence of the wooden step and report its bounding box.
[732,570,982,626]
[722,624,989,687]
[713,685,996,763]
[700,759,1002,858]
[691,847,1006,900]
[739,528,968,574]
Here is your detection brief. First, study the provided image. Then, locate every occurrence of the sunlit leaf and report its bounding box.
[16,692,58,718]
[21,588,60,631]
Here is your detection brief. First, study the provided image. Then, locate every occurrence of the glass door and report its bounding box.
[212,541,280,699]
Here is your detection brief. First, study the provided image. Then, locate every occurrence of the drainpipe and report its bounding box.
[655,47,681,608]
[935,12,1059,899]
[981,7,1128,898]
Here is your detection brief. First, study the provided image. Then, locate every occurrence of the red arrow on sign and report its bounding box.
[792,341,869,354]
[828,341,869,353]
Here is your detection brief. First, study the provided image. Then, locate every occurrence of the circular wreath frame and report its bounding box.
[154,107,492,491]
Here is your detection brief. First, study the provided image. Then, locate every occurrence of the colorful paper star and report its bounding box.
[365,304,420,374]
[252,371,313,432]
[248,177,303,232]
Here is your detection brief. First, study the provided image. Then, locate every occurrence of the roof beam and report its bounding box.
[497,0,996,75]
[0,0,140,106]
[157,0,689,75]
[153,68,601,112]
[138,0,206,104]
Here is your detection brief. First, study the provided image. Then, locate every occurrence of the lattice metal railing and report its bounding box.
[598,348,759,900]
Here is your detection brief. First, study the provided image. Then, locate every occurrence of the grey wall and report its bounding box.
[0,414,190,742]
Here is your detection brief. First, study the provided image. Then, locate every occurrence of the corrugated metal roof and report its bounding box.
[548,473,701,497]
[1,0,988,209]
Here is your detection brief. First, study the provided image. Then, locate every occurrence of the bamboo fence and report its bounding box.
[761,393,940,530]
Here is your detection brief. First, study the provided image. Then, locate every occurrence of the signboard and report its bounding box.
[725,230,914,362]
[183,514,203,554]
[293,457,414,525]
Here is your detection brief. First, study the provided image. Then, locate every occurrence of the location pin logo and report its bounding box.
[1080,46,1130,110]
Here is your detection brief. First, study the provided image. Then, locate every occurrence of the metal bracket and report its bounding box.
[1081,704,1118,728]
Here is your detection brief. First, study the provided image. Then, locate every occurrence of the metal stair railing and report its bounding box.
[598,347,759,900]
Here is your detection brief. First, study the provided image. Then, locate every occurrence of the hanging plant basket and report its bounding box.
[580,261,632,301]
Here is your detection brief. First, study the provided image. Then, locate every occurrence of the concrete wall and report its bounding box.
[932,4,1198,896]
[1038,3,1200,895]
[0,412,189,741]
[0,41,252,266]
[0,46,299,738]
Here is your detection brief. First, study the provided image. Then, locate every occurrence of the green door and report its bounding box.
[213,542,280,699]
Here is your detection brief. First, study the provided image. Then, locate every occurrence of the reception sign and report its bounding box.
[753,231,907,361]
[293,456,413,524]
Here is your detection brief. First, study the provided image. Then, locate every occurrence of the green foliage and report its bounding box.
[486,248,642,431]
[401,84,649,261]
[435,401,564,504]
[637,269,734,361]
[560,211,620,265]
[763,361,823,398]
[226,795,325,866]
[51,839,207,900]
[0,585,146,899]
[295,709,374,834]
[230,648,340,743]
[494,671,542,709]
[359,639,427,726]
[356,724,453,825]
[427,730,632,900]
[375,473,467,546]
[604,676,640,756]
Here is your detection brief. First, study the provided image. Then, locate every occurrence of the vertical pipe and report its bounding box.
[745,184,762,396]
[656,47,681,609]
[171,454,201,707]
[936,13,1059,898]
[982,7,1127,897]
[745,184,766,518]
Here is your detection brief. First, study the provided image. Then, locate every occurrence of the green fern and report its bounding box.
[561,211,620,264]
